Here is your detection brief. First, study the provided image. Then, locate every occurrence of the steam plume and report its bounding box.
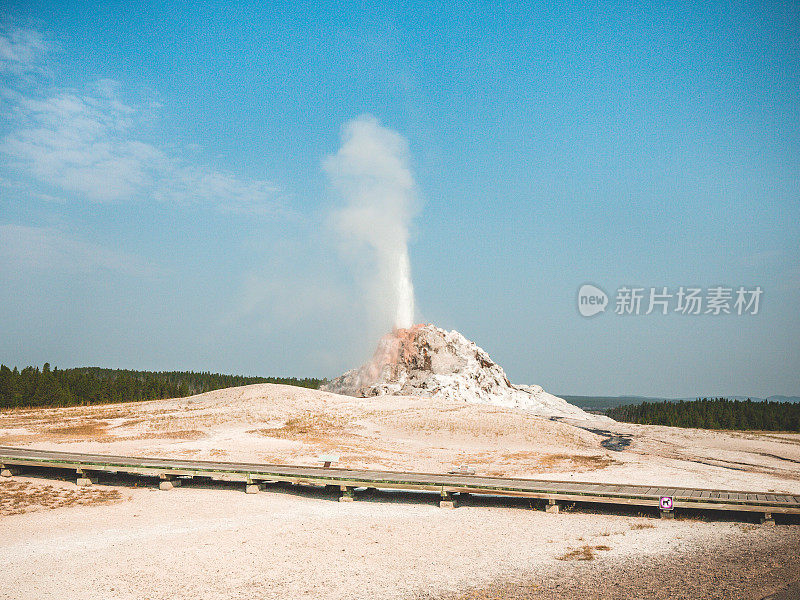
[324,115,417,329]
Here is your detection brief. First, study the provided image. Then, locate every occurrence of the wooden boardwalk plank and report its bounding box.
[2,446,799,517]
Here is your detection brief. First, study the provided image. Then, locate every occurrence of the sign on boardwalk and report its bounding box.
[660,496,674,511]
[317,454,340,467]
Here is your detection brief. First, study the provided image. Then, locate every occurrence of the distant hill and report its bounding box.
[0,364,325,410]
[607,398,800,431]
[560,396,673,411]
[766,395,800,403]
[562,394,800,411]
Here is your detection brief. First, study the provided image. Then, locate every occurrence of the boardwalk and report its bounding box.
[2,446,799,520]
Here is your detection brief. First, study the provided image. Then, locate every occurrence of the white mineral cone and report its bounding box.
[323,324,593,419]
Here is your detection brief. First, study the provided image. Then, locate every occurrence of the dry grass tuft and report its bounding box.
[253,412,352,441]
[630,522,656,530]
[47,421,108,437]
[385,408,589,447]
[558,544,597,561]
[0,480,123,516]
[538,453,616,471]
[94,429,206,443]
[558,543,612,561]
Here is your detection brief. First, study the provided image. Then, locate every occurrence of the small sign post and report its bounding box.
[660,496,674,518]
[318,454,340,468]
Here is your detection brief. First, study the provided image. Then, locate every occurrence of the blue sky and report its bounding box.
[1,2,798,397]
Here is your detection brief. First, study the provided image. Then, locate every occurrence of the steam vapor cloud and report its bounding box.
[325,115,418,330]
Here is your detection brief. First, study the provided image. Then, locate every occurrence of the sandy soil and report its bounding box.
[1,383,799,599]
[1,383,799,493]
[1,474,797,600]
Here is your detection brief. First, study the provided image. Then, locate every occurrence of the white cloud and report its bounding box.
[0,26,281,214]
[1,88,163,201]
[0,26,50,76]
[154,166,281,215]
[0,224,155,277]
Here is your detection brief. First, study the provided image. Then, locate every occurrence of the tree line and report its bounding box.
[0,363,325,410]
[606,398,800,431]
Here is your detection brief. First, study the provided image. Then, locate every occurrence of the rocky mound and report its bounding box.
[323,324,590,418]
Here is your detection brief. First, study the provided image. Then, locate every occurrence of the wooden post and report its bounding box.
[339,485,355,502]
[660,510,674,519]
[760,512,775,525]
[439,490,457,509]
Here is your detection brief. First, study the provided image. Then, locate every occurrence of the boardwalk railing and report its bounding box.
[1,446,798,522]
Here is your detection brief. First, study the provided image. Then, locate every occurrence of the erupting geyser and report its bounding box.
[323,118,583,417]
[324,323,591,419]
[325,114,418,330]
[394,251,415,329]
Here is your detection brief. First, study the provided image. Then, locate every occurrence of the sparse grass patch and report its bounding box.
[538,453,616,471]
[95,429,205,443]
[630,522,656,530]
[0,480,123,516]
[385,407,591,448]
[558,544,595,561]
[253,411,352,441]
[558,543,612,561]
[47,421,108,437]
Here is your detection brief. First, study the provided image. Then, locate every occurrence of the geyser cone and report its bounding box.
[323,324,590,419]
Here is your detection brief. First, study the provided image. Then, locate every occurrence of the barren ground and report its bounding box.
[1,383,798,599]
